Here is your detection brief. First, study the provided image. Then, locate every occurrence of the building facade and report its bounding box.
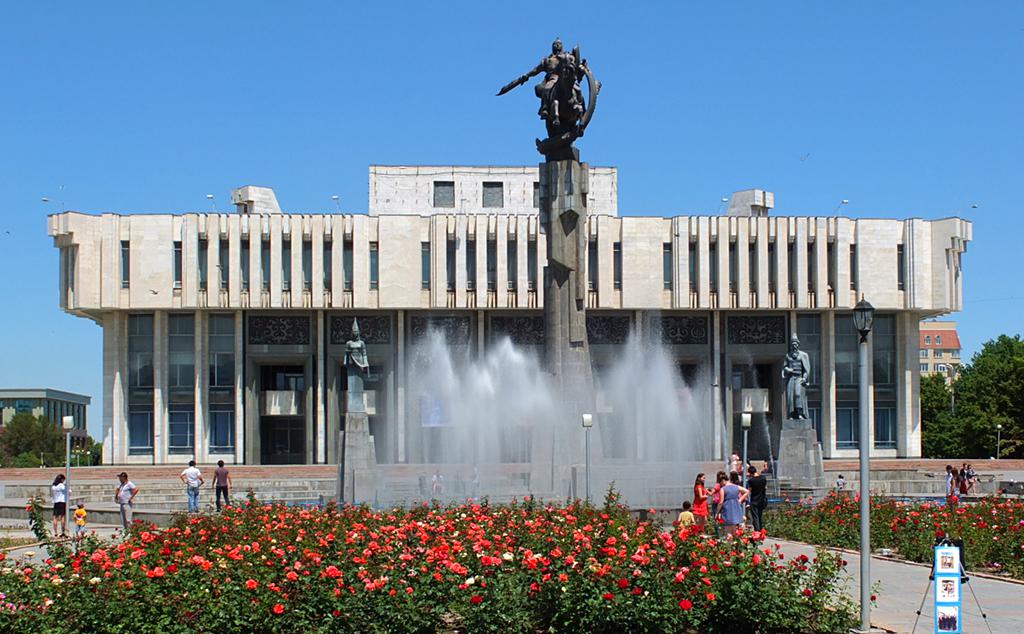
[0,388,90,444]
[49,166,972,465]
[919,321,962,380]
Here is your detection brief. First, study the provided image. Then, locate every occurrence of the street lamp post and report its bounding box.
[61,416,75,532]
[581,414,593,503]
[853,297,875,634]
[996,424,1002,459]
[740,412,752,487]
[946,365,959,414]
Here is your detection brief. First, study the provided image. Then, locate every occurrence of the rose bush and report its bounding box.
[0,494,856,633]
[767,493,1024,579]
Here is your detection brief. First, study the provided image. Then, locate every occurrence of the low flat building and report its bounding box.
[0,388,90,443]
[918,321,962,380]
[48,166,971,465]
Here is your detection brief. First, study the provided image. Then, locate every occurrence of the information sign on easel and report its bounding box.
[933,544,962,633]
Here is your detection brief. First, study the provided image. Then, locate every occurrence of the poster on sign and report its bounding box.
[936,577,959,603]
[936,605,959,632]
[935,546,959,575]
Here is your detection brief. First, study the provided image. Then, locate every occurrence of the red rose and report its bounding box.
[679,599,692,611]
[706,592,716,601]
[272,603,284,615]
[245,579,258,590]
[470,595,483,605]
[603,592,615,600]
[617,578,630,589]
[803,588,813,597]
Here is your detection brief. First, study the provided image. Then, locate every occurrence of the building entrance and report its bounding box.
[260,417,305,464]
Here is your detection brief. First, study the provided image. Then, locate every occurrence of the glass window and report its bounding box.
[128,409,153,454]
[924,335,932,345]
[343,240,353,291]
[589,239,599,291]
[827,241,836,291]
[282,240,292,291]
[874,406,897,449]
[807,242,816,292]
[920,349,928,358]
[486,239,497,291]
[768,241,777,292]
[208,405,235,453]
[128,314,154,388]
[897,244,905,290]
[369,242,379,290]
[173,241,183,288]
[507,239,517,291]
[935,335,942,346]
[836,402,859,449]
[446,238,456,291]
[728,242,737,292]
[168,314,195,390]
[748,242,757,293]
[850,245,858,290]
[689,241,697,292]
[835,314,859,388]
[613,242,622,290]
[952,349,960,358]
[797,314,821,386]
[323,240,332,289]
[533,182,540,208]
[934,349,944,358]
[919,363,928,372]
[872,314,896,386]
[466,239,476,291]
[219,239,229,290]
[936,364,948,373]
[198,238,208,291]
[664,243,673,291]
[261,240,271,291]
[433,181,455,208]
[240,240,250,291]
[120,240,130,289]
[168,404,194,454]
[421,242,431,290]
[709,242,718,290]
[787,242,796,293]
[302,240,312,290]
[209,314,235,389]
[528,239,538,291]
[482,182,503,208]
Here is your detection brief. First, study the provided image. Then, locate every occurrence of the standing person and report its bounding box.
[958,466,969,496]
[730,454,742,475]
[709,471,728,526]
[677,501,695,529]
[965,463,977,494]
[716,472,750,537]
[213,460,231,512]
[746,465,768,532]
[51,474,68,537]
[180,460,204,513]
[431,470,444,496]
[691,473,709,529]
[73,503,88,548]
[115,472,139,534]
[836,474,847,491]
[944,465,958,507]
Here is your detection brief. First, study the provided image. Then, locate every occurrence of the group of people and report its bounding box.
[49,461,235,539]
[946,463,978,503]
[677,464,769,536]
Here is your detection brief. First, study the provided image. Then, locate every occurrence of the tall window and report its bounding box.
[282,240,292,291]
[533,182,540,208]
[219,239,229,290]
[688,240,697,292]
[302,240,312,290]
[748,242,757,294]
[482,182,503,208]
[807,242,816,292]
[827,241,836,292]
[874,406,897,449]
[120,240,130,289]
[168,314,195,390]
[728,242,737,292]
[613,242,622,290]
[768,241,777,293]
[873,314,896,386]
[127,314,153,455]
[708,241,718,291]
[173,241,183,289]
[446,237,456,291]
[323,239,332,289]
[209,404,235,454]
[240,239,250,291]
[663,242,673,291]
[588,239,599,291]
[127,409,152,455]
[198,238,208,291]
[849,245,858,291]
[897,244,906,290]
[421,242,431,290]
[343,239,353,291]
[433,181,455,208]
[208,314,235,389]
[168,404,194,455]
[527,239,538,291]
[796,314,822,386]
[507,239,518,291]
[787,241,796,293]
[261,240,271,291]
[836,402,859,449]
[835,314,859,387]
[466,239,476,291]
[369,242,379,290]
[486,239,497,291]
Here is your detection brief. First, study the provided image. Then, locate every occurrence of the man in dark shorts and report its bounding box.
[213,460,232,512]
[746,465,768,532]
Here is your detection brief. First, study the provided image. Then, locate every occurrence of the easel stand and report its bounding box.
[911,538,992,634]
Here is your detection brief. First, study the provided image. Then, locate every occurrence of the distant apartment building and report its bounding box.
[918,321,962,380]
[0,388,90,443]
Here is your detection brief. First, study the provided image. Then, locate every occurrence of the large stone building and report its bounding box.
[0,388,90,445]
[48,166,971,466]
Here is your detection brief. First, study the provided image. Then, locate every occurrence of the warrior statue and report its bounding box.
[497,38,601,160]
[345,319,369,413]
[782,335,812,420]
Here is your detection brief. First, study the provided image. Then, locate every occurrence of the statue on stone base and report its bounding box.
[782,335,811,420]
[345,319,369,413]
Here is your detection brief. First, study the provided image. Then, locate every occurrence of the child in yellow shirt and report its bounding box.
[677,501,695,529]
[73,502,88,543]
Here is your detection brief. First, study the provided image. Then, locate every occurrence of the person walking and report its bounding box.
[51,474,68,537]
[677,501,696,530]
[180,460,204,513]
[114,472,139,534]
[746,465,768,532]
[691,473,709,530]
[716,472,749,537]
[213,460,231,512]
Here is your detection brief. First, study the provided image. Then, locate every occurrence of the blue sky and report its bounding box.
[1,2,1021,440]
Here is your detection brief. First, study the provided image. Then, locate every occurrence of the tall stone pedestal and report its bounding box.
[776,418,825,493]
[341,411,378,504]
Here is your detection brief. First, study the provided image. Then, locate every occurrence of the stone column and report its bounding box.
[104,312,127,464]
[396,310,406,464]
[316,311,326,463]
[233,311,244,465]
[153,311,167,465]
[195,312,208,460]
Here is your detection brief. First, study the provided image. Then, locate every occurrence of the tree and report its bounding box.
[920,335,1024,459]
[0,413,65,467]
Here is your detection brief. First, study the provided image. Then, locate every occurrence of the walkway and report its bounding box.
[770,539,1022,634]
